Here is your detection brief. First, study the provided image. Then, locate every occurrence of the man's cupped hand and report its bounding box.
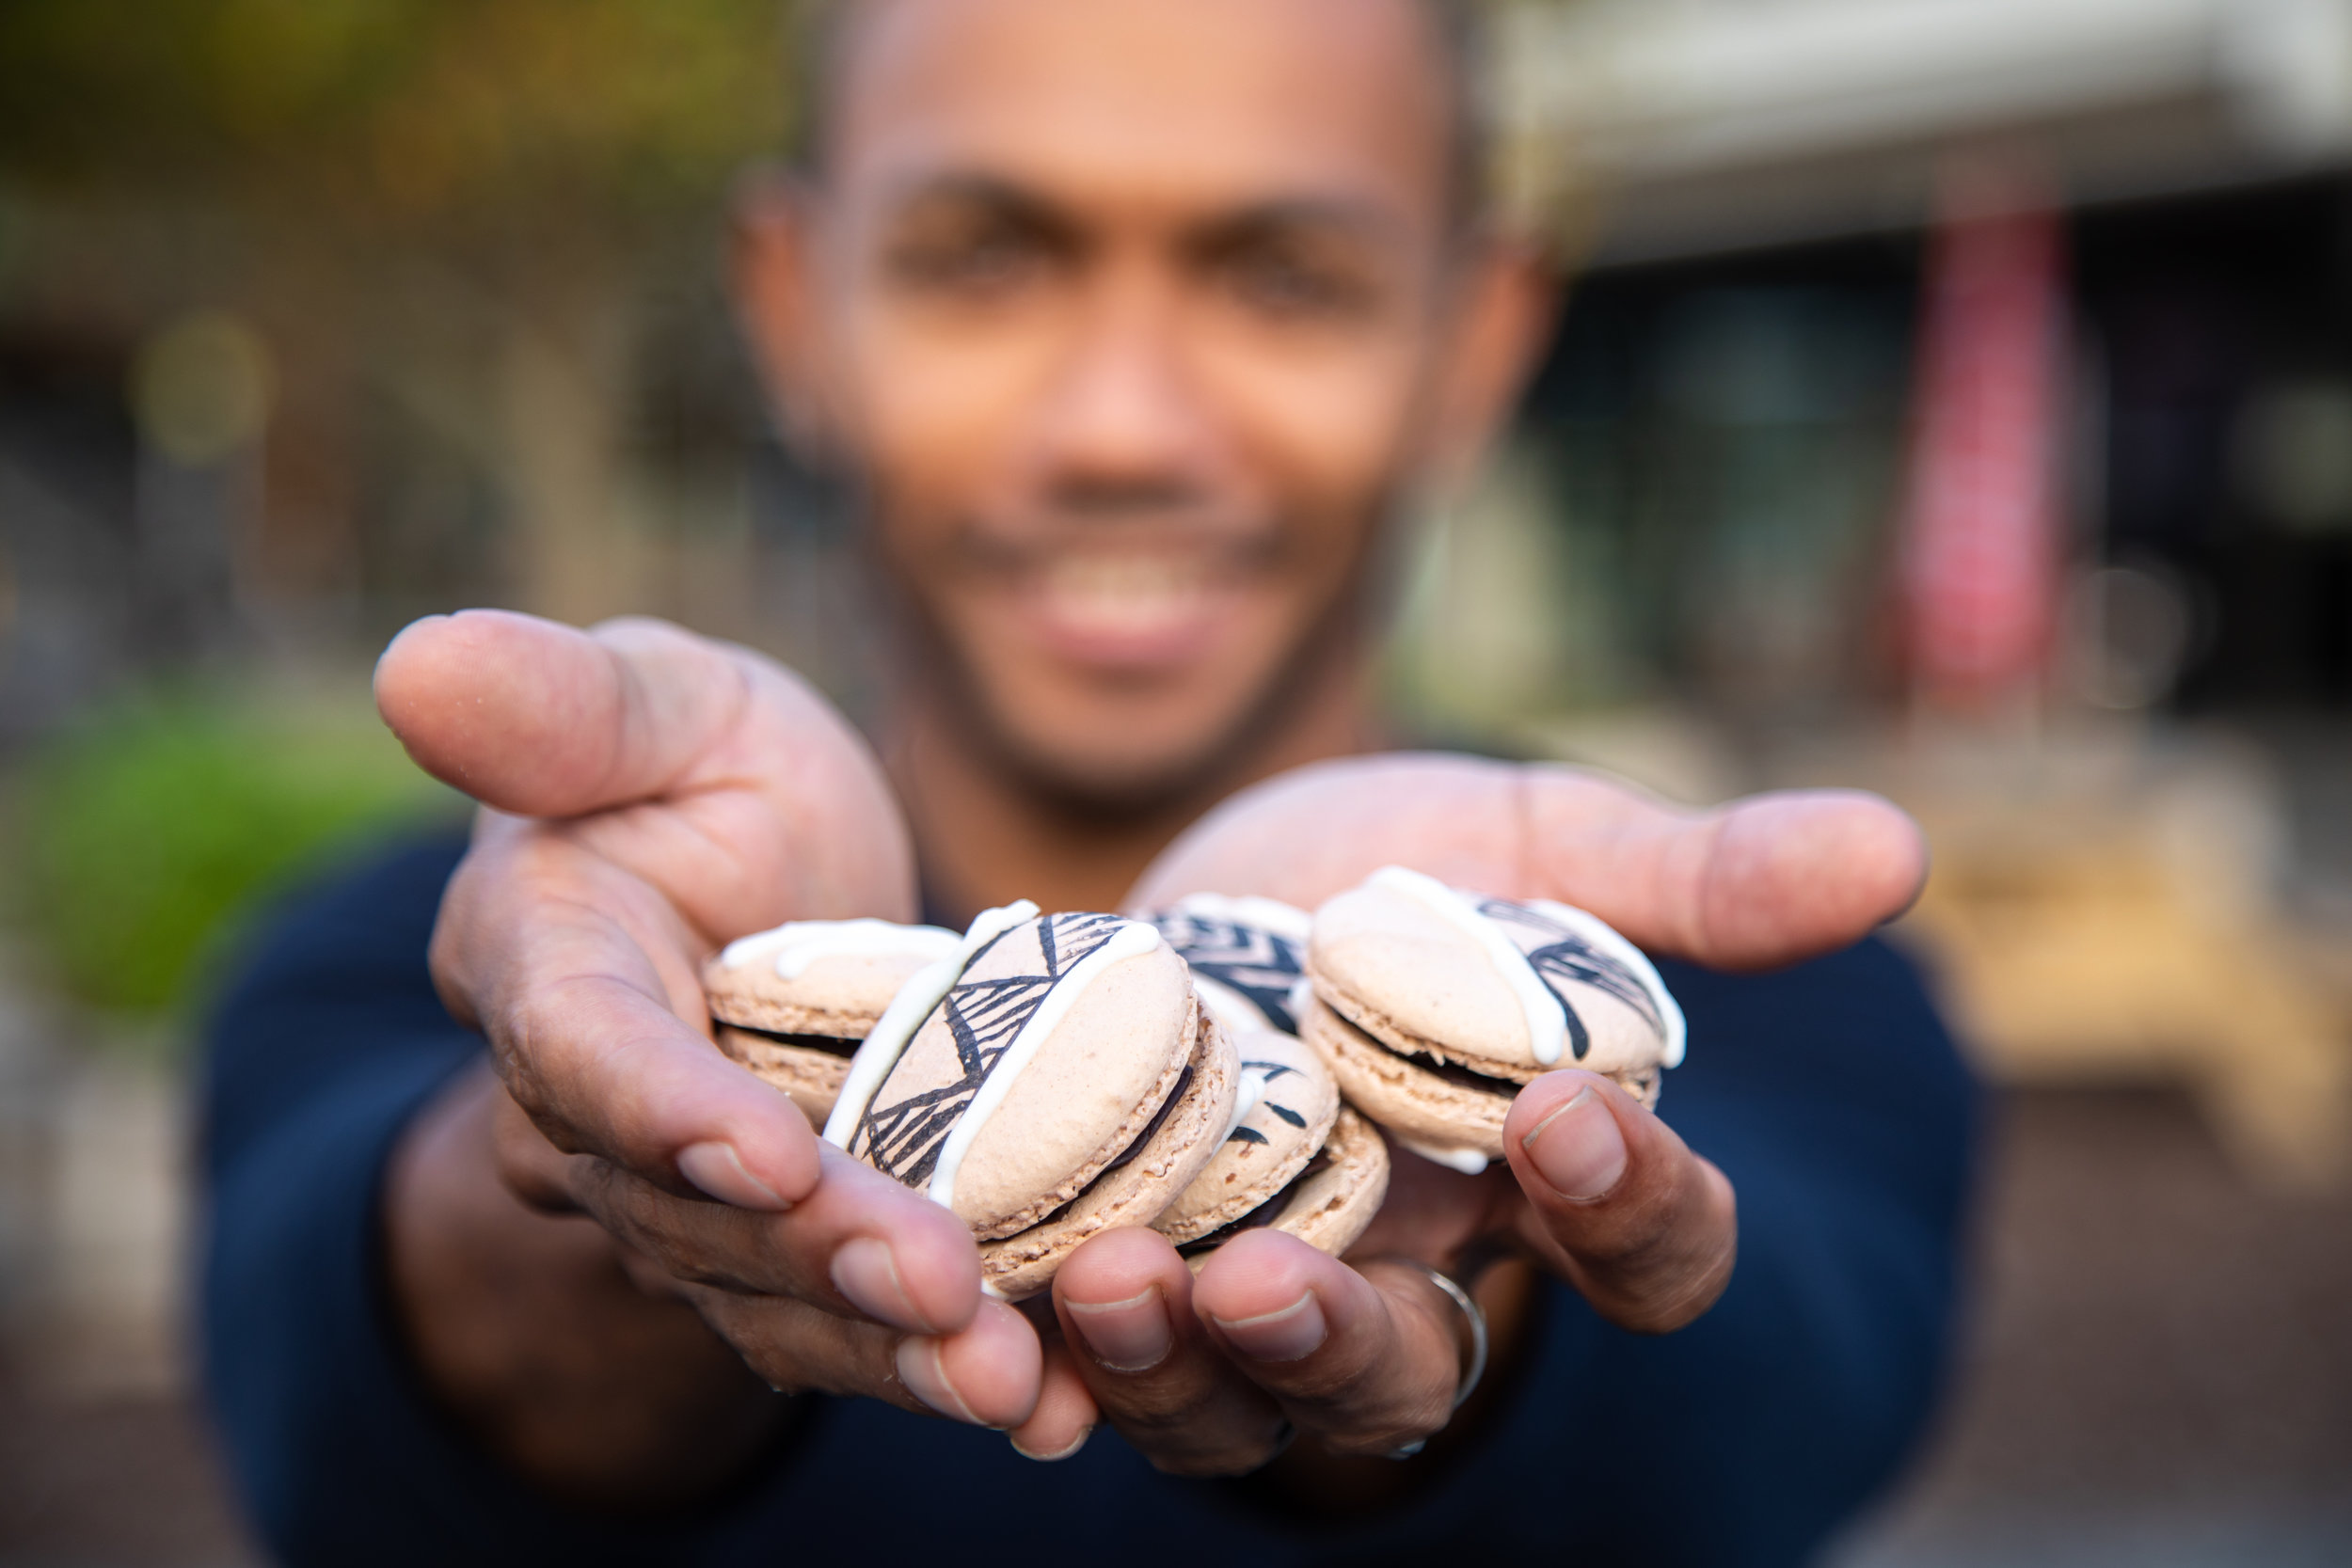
[1049,754,1929,1474]
[377,609,1094,1457]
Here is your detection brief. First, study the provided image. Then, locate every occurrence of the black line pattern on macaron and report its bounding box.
[1477,899,1665,1062]
[1239,1059,1298,1081]
[1149,912,1305,1032]
[851,912,1127,1189]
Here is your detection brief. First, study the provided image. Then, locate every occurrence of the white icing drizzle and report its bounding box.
[1523,898,1689,1069]
[1225,1060,1266,1138]
[1398,1136,1491,1175]
[1166,892,1313,942]
[927,920,1165,1211]
[1370,866,1569,1067]
[719,918,960,979]
[1288,976,1318,1026]
[821,901,1039,1148]
[1188,978,1272,1140]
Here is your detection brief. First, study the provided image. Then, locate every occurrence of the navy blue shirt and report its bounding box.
[200,836,1977,1566]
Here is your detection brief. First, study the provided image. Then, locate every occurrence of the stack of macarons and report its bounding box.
[700,870,1681,1295]
[820,904,1245,1299]
[1143,896,1390,1267]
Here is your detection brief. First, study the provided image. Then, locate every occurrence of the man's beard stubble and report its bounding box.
[864,499,1421,826]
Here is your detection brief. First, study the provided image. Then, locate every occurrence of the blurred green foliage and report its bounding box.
[10,688,461,1026]
[0,0,795,232]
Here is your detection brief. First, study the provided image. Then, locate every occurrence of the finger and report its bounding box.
[1191,1231,1464,1458]
[380,610,915,937]
[1128,752,1924,970]
[1008,1340,1100,1463]
[696,1290,1042,1429]
[1518,766,1927,971]
[443,848,828,1217]
[1502,1069,1737,1333]
[895,1299,1044,1428]
[563,1143,982,1337]
[1053,1227,1289,1476]
[375,610,749,818]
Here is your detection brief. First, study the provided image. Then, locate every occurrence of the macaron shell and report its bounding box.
[703,947,939,1038]
[1308,882,1532,1072]
[1303,995,1664,1162]
[952,948,1199,1238]
[982,1010,1239,1300]
[1265,1106,1389,1258]
[1302,995,1514,1159]
[714,1026,848,1126]
[1155,1028,1338,1245]
[850,917,1197,1238]
[1180,1106,1391,1269]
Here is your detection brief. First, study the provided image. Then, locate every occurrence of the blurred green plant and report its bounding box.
[9,686,461,1028]
[0,0,795,234]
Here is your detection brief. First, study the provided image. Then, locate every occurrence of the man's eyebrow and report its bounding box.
[875,175,1408,250]
[875,172,1078,240]
[1188,198,1410,251]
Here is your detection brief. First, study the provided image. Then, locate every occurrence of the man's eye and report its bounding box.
[884,230,1047,296]
[1224,252,1375,320]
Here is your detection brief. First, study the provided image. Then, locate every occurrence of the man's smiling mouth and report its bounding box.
[1000,548,1256,671]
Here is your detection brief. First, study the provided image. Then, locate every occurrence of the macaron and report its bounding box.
[703,918,962,1124]
[1153,1026,1390,1264]
[1302,865,1685,1172]
[826,903,1238,1300]
[1145,894,1313,1037]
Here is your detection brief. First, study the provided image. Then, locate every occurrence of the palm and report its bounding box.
[1125,750,1928,1301]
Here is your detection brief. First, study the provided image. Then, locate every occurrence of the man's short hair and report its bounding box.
[784,0,1493,230]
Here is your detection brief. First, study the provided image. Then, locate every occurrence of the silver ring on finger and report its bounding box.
[1377,1259,1488,1458]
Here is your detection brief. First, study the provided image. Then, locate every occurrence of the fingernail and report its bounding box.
[896,1336,984,1425]
[1212,1291,1327,1363]
[1010,1425,1093,1463]
[832,1237,927,1331]
[1523,1087,1628,1200]
[677,1141,790,1211]
[1065,1286,1172,1372]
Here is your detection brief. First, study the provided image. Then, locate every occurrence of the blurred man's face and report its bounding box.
[748,0,1513,804]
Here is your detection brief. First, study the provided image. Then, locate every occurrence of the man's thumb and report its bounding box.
[375,610,746,818]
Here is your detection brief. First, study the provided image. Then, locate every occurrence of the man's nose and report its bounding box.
[1029,270,1216,498]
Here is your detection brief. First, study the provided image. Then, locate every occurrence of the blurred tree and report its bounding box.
[0,0,797,625]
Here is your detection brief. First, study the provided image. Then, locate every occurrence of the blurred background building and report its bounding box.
[0,1,2348,1563]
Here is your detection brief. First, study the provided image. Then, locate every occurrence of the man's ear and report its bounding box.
[729,166,844,463]
[1422,239,1561,486]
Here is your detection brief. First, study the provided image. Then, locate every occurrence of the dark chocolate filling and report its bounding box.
[1392,1047,1518,1098]
[1178,1151,1332,1257]
[717,1022,862,1057]
[1331,1009,1516,1099]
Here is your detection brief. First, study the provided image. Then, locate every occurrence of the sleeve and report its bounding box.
[1404,936,1981,1568]
[196,837,738,1567]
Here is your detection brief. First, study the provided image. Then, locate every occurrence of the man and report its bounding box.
[203,0,1976,1562]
